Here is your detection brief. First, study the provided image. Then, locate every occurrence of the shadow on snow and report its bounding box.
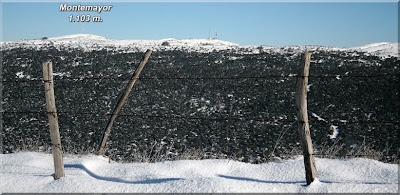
[217,174,304,184]
[217,174,393,185]
[318,180,393,185]
[64,164,183,184]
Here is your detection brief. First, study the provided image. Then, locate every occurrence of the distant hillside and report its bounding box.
[349,42,398,58]
[1,34,398,57]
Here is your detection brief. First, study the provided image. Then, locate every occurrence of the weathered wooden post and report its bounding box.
[295,52,317,185]
[97,49,152,155]
[43,60,65,179]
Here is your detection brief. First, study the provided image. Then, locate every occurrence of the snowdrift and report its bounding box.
[0,152,397,193]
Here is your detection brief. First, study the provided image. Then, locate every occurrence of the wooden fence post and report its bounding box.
[295,52,317,185]
[43,60,65,180]
[97,49,152,155]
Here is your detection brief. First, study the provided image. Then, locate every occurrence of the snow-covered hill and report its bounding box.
[1,34,239,53]
[1,34,398,57]
[349,42,398,58]
[0,152,397,193]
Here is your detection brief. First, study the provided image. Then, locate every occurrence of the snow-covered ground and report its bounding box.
[1,34,239,53]
[350,42,398,57]
[0,152,397,193]
[1,34,398,57]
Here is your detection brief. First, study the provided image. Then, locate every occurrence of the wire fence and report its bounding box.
[1,110,398,125]
[1,69,398,161]
[1,73,399,83]
[1,72,398,125]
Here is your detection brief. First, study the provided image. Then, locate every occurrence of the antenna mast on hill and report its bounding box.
[208,29,211,40]
[215,32,218,40]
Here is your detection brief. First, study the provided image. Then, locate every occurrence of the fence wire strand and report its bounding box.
[1,73,399,83]
[1,72,398,125]
[1,110,398,125]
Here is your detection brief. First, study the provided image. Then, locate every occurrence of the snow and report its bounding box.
[349,42,398,58]
[311,112,327,122]
[50,34,109,41]
[307,84,312,92]
[1,34,238,53]
[0,152,397,193]
[1,34,398,57]
[329,124,339,141]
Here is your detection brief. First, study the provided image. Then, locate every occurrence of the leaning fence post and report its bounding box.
[43,60,65,179]
[97,49,152,156]
[295,52,317,185]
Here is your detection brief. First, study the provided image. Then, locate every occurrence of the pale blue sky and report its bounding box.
[1,1,398,47]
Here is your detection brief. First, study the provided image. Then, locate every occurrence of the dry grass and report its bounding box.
[11,136,398,164]
[274,137,398,164]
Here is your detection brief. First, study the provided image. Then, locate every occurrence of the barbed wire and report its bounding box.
[310,74,400,78]
[1,72,398,125]
[1,110,398,125]
[0,110,291,123]
[1,73,398,83]
[312,154,398,157]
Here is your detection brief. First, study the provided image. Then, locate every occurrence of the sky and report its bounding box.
[1,1,398,47]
